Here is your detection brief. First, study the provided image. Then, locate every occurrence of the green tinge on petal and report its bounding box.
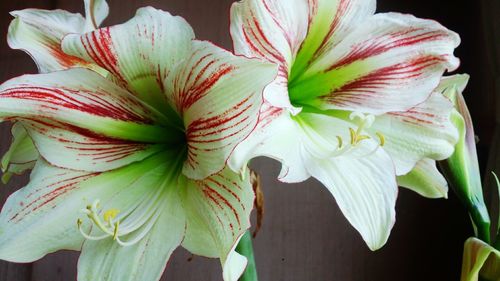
[181,167,254,281]
[0,149,181,263]
[461,238,500,281]
[77,150,186,281]
[397,159,448,199]
[438,74,491,242]
[1,123,38,183]
[84,0,109,31]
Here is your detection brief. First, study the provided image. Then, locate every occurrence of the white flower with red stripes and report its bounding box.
[229,0,460,250]
[0,2,277,281]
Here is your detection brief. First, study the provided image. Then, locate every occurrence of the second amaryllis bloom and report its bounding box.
[229,0,460,250]
[0,6,277,281]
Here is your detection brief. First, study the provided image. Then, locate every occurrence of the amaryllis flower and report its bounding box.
[229,0,460,250]
[2,0,109,182]
[0,6,276,281]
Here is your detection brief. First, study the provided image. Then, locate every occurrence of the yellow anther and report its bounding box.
[349,127,371,146]
[77,218,83,227]
[349,128,357,145]
[103,209,120,223]
[336,136,343,149]
[113,221,120,240]
[376,132,385,146]
[356,135,370,142]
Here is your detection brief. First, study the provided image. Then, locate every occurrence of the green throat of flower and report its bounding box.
[77,106,189,247]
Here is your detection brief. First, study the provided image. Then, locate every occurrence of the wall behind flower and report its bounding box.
[0,0,497,280]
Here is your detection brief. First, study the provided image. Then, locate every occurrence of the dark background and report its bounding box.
[0,0,498,280]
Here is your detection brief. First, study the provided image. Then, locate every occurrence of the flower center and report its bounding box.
[77,149,185,246]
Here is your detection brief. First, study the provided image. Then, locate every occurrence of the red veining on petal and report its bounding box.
[0,86,152,123]
[322,55,447,107]
[325,29,449,72]
[202,183,241,230]
[9,173,98,223]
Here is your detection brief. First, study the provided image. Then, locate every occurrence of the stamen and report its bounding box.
[336,136,343,149]
[76,182,170,247]
[104,209,120,224]
[376,132,385,146]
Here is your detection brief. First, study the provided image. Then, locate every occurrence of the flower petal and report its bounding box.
[84,0,109,31]
[461,238,500,281]
[62,7,195,110]
[369,91,458,175]
[306,140,397,250]
[230,0,308,112]
[1,123,37,183]
[291,0,376,78]
[77,153,185,281]
[21,119,166,172]
[165,40,277,180]
[397,158,448,199]
[0,151,175,262]
[181,167,254,281]
[77,205,184,281]
[0,68,177,143]
[229,103,309,182]
[7,9,94,73]
[290,13,460,114]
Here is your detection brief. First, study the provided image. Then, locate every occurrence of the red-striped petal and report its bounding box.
[165,41,277,180]
[62,7,195,111]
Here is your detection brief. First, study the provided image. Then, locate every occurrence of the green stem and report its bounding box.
[468,203,491,244]
[236,231,258,281]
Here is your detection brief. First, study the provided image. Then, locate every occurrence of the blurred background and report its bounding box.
[0,0,498,280]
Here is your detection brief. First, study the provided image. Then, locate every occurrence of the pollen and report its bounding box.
[103,209,120,223]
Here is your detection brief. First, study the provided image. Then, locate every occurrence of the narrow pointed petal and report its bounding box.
[62,7,195,109]
[461,238,500,281]
[0,68,174,143]
[1,123,37,183]
[306,140,397,250]
[7,9,95,73]
[290,13,460,114]
[166,40,277,180]
[84,0,109,31]
[77,154,185,281]
[369,91,458,175]
[291,0,376,78]
[229,103,309,183]
[230,0,308,112]
[181,167,254,281]
[397,159,448,199]
[0,151,174,262]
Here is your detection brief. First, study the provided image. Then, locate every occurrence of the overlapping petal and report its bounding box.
[230,0,308,112]
[62,7,195,110]
[0,68,182,172]
[22,119,166,172]
[291,0,376,77]
[290,13,460,114]
[84,0,109,31]
[305,139,397,251]
[0,68,173,142]
[165,40,277,180]
[397,158,448,199]
[369,91,458,175]
[0,151,182,262]
[8,0,108,73]
[229,103,309,182]
[1,123,37,183]
[77,151,185,281]
[181,167,254,281]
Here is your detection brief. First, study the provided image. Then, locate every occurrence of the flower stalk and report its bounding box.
[236,231,258,281]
